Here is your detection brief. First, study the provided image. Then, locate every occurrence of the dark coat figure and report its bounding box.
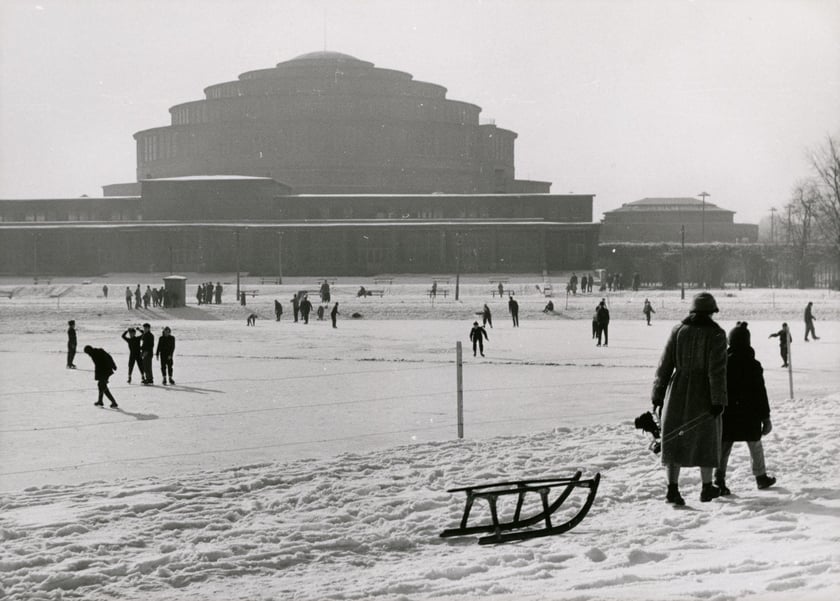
[804,302,819,341]
[299,296,313,324]
[570,273,578,295]
[588,273,594,293]
[140,324,155,384]
[580,275,588,294]
[357,286,368,298]
[497,282,504,297]
[143,286,151,309]
[155,327,176,385]
[469,321,488,357]
[769,324,793,367]
[292,294,300,322]
[482,304,493,328]
[125,286,132,309]
[316,305,325,320]
[508,295,519,327]
[84,345,118,408]
[643,299,655,325]
[632,272,641,292]
[331,302,339,328]
[595,301,610,346]
[592,306,599,339]
[274,300,283,321]
[320,281,331,303]
[196,285,203,306]
[246,313,257,326]
[134,285,142,309]
[121,328,142,383]
[543,300,554,313]
[715,322,776,493]
[102,284,108,298]
[652,292,727,505]
[66,320,77,368]
[215,282,223,304]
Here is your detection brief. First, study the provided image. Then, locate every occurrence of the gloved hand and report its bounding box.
[761,418,773,435]
[709,405,724,417]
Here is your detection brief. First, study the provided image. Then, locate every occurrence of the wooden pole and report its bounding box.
[456,341,464,439]
[784,323,794,399]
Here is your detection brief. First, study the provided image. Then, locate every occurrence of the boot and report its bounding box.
[700,482,721,502]
[666,484,685,506]
[756,474,777,490]
[714,478,731,496]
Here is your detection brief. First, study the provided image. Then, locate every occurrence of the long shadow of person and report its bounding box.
[113,408,159,421]
[155,384,224,395]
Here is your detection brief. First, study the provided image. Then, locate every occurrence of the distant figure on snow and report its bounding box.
[299,295,313,324]
[357,286,368,298]
[246,313,257,326]
[482,303,493,328]
[121,327,142,384]
[134,284,142,309]
[155,326,176,385]
[508,294,519,327]
[84,345,118,408]
[140,323,155,385]
[102,284,109,299]
[652,292,726,506]
[595,299,610,346]
[497,282,504,298]
[66,320,77,369]
[769,323,792,368]
[804,301,819,341]
[316,305,325,320]
[274,300,283,321]
[469,321,489,357]
[215,282,223,304]
[292,294,300,322]
[320,280,331,303]
[543,300,554,313]
[331,302,340,328]
[125,286,133,310]
[643,299,655,326]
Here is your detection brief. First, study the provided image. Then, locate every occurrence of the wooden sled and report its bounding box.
[440,471,601,545]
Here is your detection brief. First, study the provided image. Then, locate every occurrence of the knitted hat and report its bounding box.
[691,291,719,313]
[728,321,751,349]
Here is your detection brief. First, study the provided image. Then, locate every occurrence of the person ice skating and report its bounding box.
[143,286,152,309]
[643,299,656,326]
[83,345,118,408]
[581,275,588,295]
[331,302,339,328]
[155,326,176,385]
[357,285,368,298]
[292,294,300,322]
[196,285,203,306]
[121,327,142,383]
[469,321,488,357]
[134,284,142,309]
[274,299,283,321]
[246,313,257,326]
[508,294,519,327]
[125,286,133,310]
[592,305,599,339]
[482,304,493,328]
[215,282,223,304]
[804,301,819,341]
[714,322,776,495]
[66,320,77,368]
[299,294,312,324]
[102,284,108,299]
[140,323,155,385]
[320,280,331,303]
[769,323,793,367]
[595,299,610,346]
[652,292,727,505]
[431,281,438,299]
[543,300,554,313]
[588,273,594,293]
[316,305,325,320]
[497,281,504,297]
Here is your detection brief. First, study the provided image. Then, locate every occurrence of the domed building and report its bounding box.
[133,51,549,195]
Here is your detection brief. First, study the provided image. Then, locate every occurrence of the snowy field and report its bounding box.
[1,275,839,600]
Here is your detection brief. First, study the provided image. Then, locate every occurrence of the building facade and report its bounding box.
[600,197,758,243]
[132,51,549,195]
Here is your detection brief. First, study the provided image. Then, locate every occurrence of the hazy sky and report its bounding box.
[1,0,838,221]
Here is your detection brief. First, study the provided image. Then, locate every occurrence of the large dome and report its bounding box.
[133,51,542,194]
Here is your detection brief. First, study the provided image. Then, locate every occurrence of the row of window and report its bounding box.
[0,210,141,222]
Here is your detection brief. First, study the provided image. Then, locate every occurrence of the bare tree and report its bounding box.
[808,135,840,259]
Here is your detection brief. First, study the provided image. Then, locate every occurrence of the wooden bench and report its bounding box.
[240,290,259,298]
[33,277,53,285]
[428,288,449,298]
[365,289,385,297]
[373,278,393,286]
[260,277,282,285]
[433,278,451,285]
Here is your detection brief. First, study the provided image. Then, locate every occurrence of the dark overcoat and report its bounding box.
[723,347,770,441]
[88,348,117,381]
[652,315,727,467]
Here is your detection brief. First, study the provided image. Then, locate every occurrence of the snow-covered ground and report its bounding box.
[1,276,838,600]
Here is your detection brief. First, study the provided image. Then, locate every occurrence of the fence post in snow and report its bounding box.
[456,341,464,439]
[784,323,794,399]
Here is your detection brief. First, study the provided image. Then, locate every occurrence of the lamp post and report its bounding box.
[680,224,685,300]
[455,232,462,301]
[235,230,241,301]
[698,191,710,243]
[277,231,283,284]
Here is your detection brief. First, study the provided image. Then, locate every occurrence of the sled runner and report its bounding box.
[440,471,600,545]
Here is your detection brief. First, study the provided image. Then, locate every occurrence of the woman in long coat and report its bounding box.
[652,292,727,505]
[714,322,776,494]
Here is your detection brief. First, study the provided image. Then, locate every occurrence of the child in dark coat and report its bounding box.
[714,322,776,494]
[469,321,489,357]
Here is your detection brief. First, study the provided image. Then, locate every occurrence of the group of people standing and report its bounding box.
[565,272,595,295]
[196,282,223,305]
[125,284,170,310]
[276,293,340,328]
[652,292,777,505]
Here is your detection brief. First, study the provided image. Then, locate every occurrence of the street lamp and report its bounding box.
[698,191,710,243]
[235,230,241,301]
[455,232,462,301]
[277,231,283,284]
[680,224,685,300]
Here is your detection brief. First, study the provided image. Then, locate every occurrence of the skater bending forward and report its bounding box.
[84,345,118,408]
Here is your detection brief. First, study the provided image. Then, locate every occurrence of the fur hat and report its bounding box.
[691,292,719,313]
[728,321,751,349]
